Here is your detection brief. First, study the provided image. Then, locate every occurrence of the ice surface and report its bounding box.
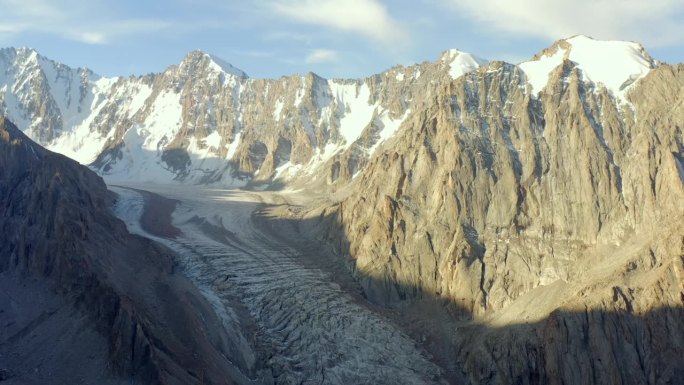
[202,131,222,150]
[109,184,446,384]
[518,48,565,96]
[441,49,488,79]
[126,82,153,114]
[369,109,411,154]
[564,35,653,97]
[329,81,375,145]
[206,53,248,78]
[142,90,183,150]
[519,35,655,100]
[102,125,177,183]
[272,98,284,120]
[225,132,242,160]
[274,161,303,179]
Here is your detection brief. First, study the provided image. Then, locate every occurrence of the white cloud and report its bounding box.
[0,0,170,45]
[305,49,338,64]
[74,32,108,45]
[268,0,405,44]
[0,0,67,19]
[0,23,25,35]
[444,0,684,48]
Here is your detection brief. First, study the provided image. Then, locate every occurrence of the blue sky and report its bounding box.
[1,0,683,79]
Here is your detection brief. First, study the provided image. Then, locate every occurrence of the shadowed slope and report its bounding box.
[0,117,261,385]
[253,198,684,385]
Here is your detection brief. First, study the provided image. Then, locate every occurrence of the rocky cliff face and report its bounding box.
[315,40,684,383]
[0,47,485,187]
[0,117,262,384]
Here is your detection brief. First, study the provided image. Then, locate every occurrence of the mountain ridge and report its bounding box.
[0,35,660,189]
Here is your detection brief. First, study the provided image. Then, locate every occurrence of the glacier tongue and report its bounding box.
[110,184,446,384]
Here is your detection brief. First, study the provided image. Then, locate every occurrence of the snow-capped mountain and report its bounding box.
[0,47,484,187]
[0,47,119,162]
[0,36,659,187]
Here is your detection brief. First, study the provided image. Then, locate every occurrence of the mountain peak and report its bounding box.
[180,50,248,78]
[0,47,39,64]
[439,49,488,79]
[563,34,596,43]
[520,35,657,98]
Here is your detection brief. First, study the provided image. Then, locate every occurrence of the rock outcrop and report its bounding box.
[0,117,261,384]
[314,50,684,383]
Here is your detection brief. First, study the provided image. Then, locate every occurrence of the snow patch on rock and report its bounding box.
[519,35,656,100]
[441,49,488,79]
